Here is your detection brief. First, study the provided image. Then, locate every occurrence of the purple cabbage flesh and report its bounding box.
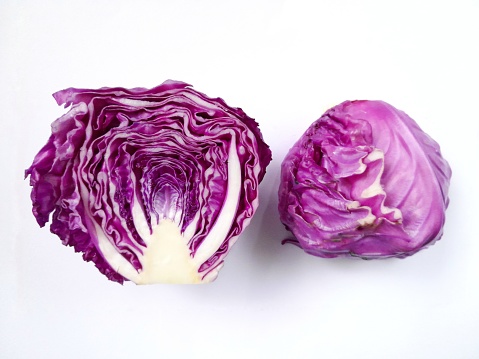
[26,80,272,284]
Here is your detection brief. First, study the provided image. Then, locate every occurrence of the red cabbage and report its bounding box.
[278,100,451,259]
[26,80,272,284]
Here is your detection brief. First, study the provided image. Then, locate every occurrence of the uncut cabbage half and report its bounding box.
[278,100,451,259]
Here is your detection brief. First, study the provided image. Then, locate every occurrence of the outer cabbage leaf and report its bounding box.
[26,80,272,284]
[278,100,451,259]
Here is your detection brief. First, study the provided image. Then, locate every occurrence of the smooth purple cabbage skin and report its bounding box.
[26,80,272,283]
[278,100,451,259]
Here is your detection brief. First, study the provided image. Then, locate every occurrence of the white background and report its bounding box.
[1,1,478,358]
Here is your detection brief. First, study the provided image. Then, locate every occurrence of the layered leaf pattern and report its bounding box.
[26,80,272,284]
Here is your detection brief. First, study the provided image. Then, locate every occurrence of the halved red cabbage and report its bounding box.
[26,80,272,284]
[278,100,451,259]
